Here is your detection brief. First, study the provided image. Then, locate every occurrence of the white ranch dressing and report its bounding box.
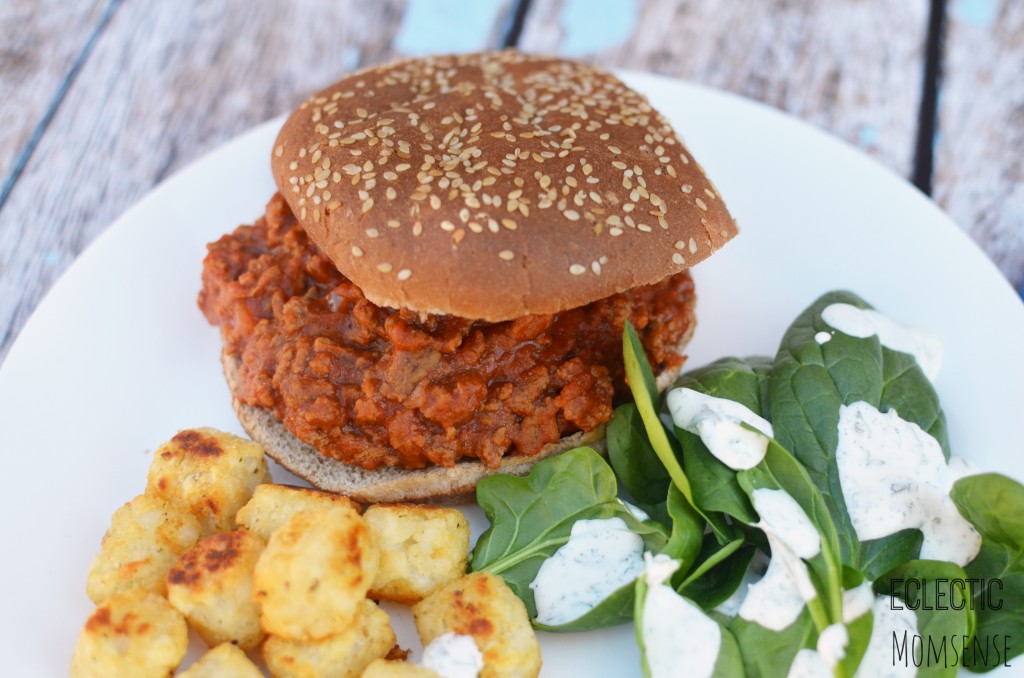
[752,489,821,559]
[836,401,981,566]
[785,624,848,678]
[421,632,483,678]
[814,331,832,344]
[530,517,645,625]
[738,490,821,630]
[667,388,774,470]
[619,499,650,523]
[787,649,831,678]
[820,303,943,381]
[714,550,769,617]
[641,553,722,678]
[842,580,875,623]
[854,596,919,678]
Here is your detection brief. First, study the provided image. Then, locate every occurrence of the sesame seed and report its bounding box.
[696,198,708,211]
[441,220,455,231]
[387,220,401,228]
[569,264,586,275]
[591,261,602,275]
[377,262,392,273]
[689,238,697,253]
[672,253,685,265]
[681,184,693,194]
[397,269,412,281]
[674,240,685,250]
[498,250,514,261]
[351,246,363,257]
[564,209,580,221]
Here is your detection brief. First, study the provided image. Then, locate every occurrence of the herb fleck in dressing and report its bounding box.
[738,490,821,630]
[642,554,721,678]
[421,632,484,678]
[836,401,981,566]
[530,517,645,626]
[820,303,943,381]
[667,388,774,470]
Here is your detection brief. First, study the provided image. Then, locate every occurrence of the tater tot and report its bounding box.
[264,599,395,678]
[413,572,541,678]
[361,659,442,677]
[166,528,266,650]
[86,493,201,604]
[146,427,270,535]
[176,643,262,678]
[70,590,187,678]
[364,504,470,604]
[253,506,379,639]
[236,483,360,541]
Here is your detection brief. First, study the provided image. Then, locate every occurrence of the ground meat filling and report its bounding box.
[200,193,695,470]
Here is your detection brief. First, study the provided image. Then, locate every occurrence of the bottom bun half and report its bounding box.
[222,332,688,504]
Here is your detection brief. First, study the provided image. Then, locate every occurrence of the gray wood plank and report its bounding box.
[933,0,1024,290]
[0,0,109,179]
[0,0,514,361]
[520,0,929,177]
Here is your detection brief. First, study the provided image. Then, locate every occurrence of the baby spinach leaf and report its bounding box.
[840,607,875,678]
[608,403,670,505]
[859,529,924,581]
[671,356,771,524]
[471,447,668,629]
[951,473,1024,670]
[730,609,815,678]
[738,438,844,629]
[624,322,736,544]
[876,560,974,677]
[677,536,755,611]
[532,578,639,633]
[635,572,745,678]
[663,483,705,575]
[768,290,949,571]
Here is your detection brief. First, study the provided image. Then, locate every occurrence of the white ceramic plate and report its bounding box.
[1,72,1022,676]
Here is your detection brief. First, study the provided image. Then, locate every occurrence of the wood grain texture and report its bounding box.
[0,0,109,179]
[934,0,1024,289]
[519,0,929,176]
[0,0,513,361]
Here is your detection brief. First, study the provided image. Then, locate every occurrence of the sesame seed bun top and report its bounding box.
[271,51,737,321]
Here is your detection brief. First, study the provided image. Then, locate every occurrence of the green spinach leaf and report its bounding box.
[635,570,745,678]
[608,403,670,505]
[623,322,735,543]
[876,560,975,677]
[671,356,771,524]
[768,290,949,571]
[677,536,755,611]
[951,473,1024,671]
[471,447,667,630]
[730,609,815,678]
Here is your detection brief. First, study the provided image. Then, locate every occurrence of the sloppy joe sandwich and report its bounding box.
[199,52,738,502]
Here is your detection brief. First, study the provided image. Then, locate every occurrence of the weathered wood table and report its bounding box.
[1,0,1021,363]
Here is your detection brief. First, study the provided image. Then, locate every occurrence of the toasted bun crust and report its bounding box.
[271,52,737,322]
[222,333,689,503]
